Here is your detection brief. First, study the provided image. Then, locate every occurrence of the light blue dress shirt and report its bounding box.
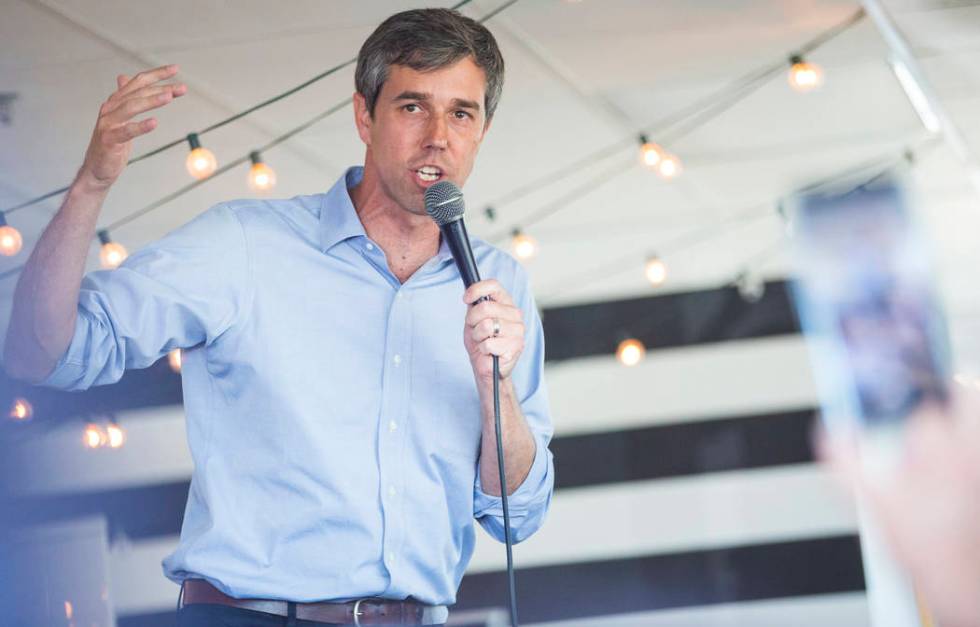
[40,166,555,606]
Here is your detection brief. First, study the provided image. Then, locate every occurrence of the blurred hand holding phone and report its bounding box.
[789,171,980,626]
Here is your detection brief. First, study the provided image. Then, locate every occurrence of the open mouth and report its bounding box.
[414,165,444,184]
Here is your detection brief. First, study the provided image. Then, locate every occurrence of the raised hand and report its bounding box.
[79,64,186,190]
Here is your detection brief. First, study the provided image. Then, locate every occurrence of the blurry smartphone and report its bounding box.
[788,172,951,458]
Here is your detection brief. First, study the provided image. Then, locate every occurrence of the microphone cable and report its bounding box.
[491,354,519,626]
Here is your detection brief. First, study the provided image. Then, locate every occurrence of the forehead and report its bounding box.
[382,57,487,103]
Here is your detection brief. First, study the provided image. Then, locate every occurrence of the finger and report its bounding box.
[105,84,185,117]
[116,82,187,106]
[464,279,514,307]
[116,64,179,99]
[116,74,131,89]
[470,318,524,344]
[103,117,158,144]
[477,336,522,360]
[465,301,523,328]
[104,92,178,126]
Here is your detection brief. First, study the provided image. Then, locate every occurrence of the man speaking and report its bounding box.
[4,8,555,626]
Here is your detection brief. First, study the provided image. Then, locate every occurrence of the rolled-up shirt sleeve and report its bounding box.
[39,203,250,391]
[473,266,555,543]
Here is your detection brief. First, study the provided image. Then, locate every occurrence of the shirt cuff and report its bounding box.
[38,319,88,390]
[473,436,552,518]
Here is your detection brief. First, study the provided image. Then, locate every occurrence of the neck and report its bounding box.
[350,164,441,283]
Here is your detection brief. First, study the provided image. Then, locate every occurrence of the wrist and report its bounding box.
[74,166,114,197]
[477,375,513,410]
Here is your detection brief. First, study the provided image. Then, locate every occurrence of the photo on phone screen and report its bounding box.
[788,172,951,433]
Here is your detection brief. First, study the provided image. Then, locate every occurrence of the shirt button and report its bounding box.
[365,242,375,251]
[388,485,397,497]
[388,420,398,432]
[387,552,396,562]
[393,354,402,366]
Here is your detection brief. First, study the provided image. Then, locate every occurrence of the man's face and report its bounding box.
[354,56,491,215]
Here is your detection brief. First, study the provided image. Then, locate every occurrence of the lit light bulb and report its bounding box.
[616,338,646,367]
[105,422,126,449]
[0,213,23,256]
[736,271,766,303]
[657,153,682,179]
[97,230,128,269]
[511,229,537,260]
[185,133,217,180]
[644,255,667,286]
[248,151,277,192]
[83,423,107,449]
[168,348,182,373]
[638,134,663,169]
[9,397,33,421]
[788,55,823,93]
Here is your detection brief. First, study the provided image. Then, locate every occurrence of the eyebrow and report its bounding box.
[393,91,481,112]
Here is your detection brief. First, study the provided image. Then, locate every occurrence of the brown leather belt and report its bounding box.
[180,579,444,625]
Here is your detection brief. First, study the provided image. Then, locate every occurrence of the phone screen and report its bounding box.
[789,173,951,434]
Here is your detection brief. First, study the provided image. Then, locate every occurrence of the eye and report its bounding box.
[403,103,421,113]
[453,110,473,120]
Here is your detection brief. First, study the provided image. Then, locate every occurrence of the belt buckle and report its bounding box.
[353,598,365,626]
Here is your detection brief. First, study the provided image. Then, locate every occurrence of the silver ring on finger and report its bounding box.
[492,318,501,338]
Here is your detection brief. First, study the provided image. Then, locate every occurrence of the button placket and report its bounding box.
[379,288,411,585]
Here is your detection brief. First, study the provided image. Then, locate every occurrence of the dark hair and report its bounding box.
[355,8,505,122]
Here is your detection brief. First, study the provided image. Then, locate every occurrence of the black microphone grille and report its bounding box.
[424,181,465,226]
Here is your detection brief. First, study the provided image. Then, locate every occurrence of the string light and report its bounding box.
[2,0,485,219]
[616,338,646,367]
[657,153,683,179]
[0,6,867,303]
[97,230,128,269]
[735,271,766,303]
[788,54,824,92]
[83,423,107,449]
[185,133,217,180]
[511,229,538,260]
[168,349,182,373]
[0,212,23,256]
[247,151,277,192]
[9,397,33,421]
[644,255,668,286]
[105,420,126,449]
[638,134,663,169]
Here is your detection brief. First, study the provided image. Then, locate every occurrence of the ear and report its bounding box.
[353,92,373,147]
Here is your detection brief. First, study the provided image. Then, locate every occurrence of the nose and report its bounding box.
[423,115,449,151]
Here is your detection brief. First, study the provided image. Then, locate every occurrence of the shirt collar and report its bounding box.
[319,166,369,253]
[319,165,457,266]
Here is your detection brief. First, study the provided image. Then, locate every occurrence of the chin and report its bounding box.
[398,189,427,216]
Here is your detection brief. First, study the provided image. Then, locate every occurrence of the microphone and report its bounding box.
[424,179,520,626]
[424,180,481,288]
